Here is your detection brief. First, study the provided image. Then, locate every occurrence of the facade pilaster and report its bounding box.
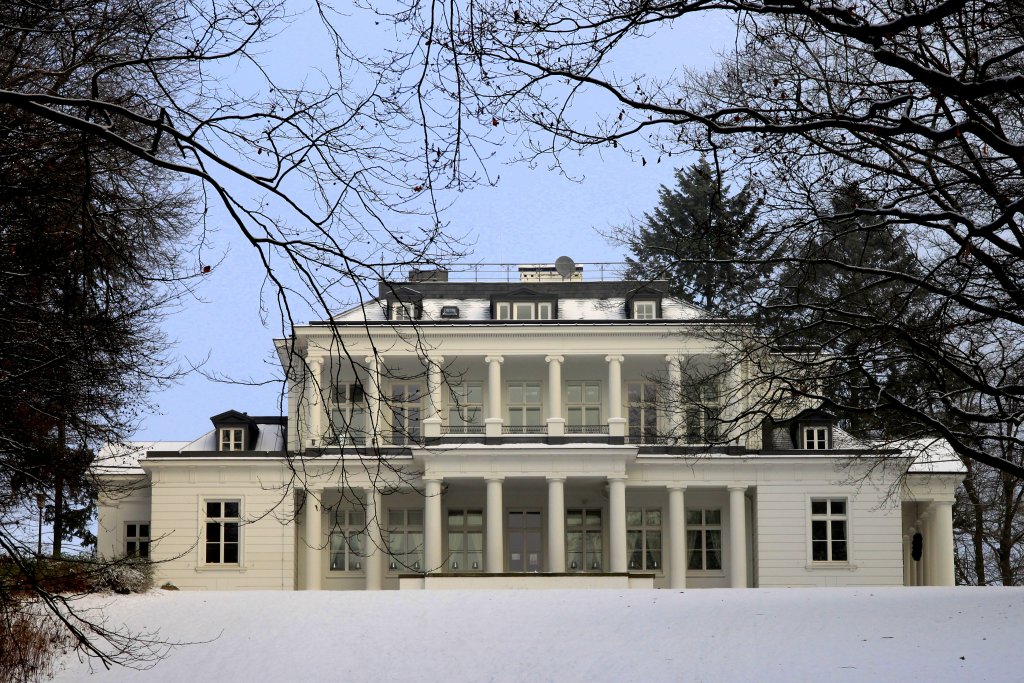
[364,355,381,447]
[485,477,505,573]
[664,355,682,443]
[668,485,687,589]
[608,476,628,573]
[424,356,445,438]
[605,355,626,438]
[545,355,565,436]
[485,355,504,437]
[547,477,566,572]
[364,488,383,590]
[424,478,443,573]
[728,485,748,588]
[303,488,322,590]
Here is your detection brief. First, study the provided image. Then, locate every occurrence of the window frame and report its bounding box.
[803,426,830,450]
[686,508,723,573]
[447,382,484,434]
[386,509,425,574]
[494,300,555,320]
[626,507,662,572]
[506,381,543,432]
[328,507,366,573]
[625,381,660,444]
[203,499,241,566]
[566,508,603,572]
[125,522,150,559]
[566,380,602,432]
[330,382,367,445]
[389,382,425,445]
[446,509,484,571]
[632,300,657,319]
[809,497,850,564]
[219,427,245,451]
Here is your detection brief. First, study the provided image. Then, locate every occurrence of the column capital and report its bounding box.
[484,355,504,364]
[422,476,444,485]
[727,484,748,493]
[307,354,325,368]
[427,355,445,365]
[364,355,378,365]
[666,484,688,492]
[545,476,566,483]
[544,354,565,364]
[605,354,624,363]
[607,474,629,483]
[484,475,506,483]
[664,354,679,363]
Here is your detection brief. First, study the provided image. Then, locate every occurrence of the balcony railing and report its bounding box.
[502,425,546,435]
[441,424,486,435]
[405,261,628,283]
[565,424,608,435]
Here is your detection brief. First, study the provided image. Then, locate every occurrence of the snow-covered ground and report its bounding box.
[53,587,1021,682]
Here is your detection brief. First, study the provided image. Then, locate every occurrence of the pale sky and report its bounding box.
[133,6,736,441]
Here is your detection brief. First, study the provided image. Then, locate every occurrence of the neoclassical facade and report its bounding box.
[96,264,963,590]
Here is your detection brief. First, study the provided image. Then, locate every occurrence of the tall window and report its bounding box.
[387,509,424,572]
[331,382,366,444]
[448,383,484,434]
[205,501,240,564]
[626,381,659,443]
[566,508,603,572]
[686,509,722,571]
[447,509,484,571]
[391,302,415,321]
[125,523,150,558]
[684,379,722,444]
[219,428,244,451]
[811,498,848,562]
[627,508,662,571]
[329,508,365,572]
[506,381,543,433]
[389,383,424,445]
[804,427,829,449]
[566,381,601,433]
[495,301,554,320]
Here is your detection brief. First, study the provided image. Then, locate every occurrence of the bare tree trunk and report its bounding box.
[52,420,65,558]
[961,465,987,585]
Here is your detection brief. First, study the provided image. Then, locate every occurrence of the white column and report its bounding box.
[424,356,444,438]
[364,355,382,447]
[919,508,931,586]
[307,356,324,446]
[664,355,681,443]
[545,355,565,436]
[903,530,914,586]
[605,354,626,438]
[547,477,566,572]
[728,485,748,588]
[485,477,505,573]
[608,476,628,573]
[668,485,687,589]
[365,487,383,590]
[303,489,322,590]
[423,478,443,573]
[485,356,504,438]
[930,500,955,586]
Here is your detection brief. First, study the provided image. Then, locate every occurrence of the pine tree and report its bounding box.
[625,159,766,316]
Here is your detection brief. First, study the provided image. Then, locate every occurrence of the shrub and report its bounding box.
[0,597,72,683]
[97,559,153,594]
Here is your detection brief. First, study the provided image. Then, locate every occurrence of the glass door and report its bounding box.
[507,510,542,572]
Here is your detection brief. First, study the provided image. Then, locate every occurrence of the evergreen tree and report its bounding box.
[625,159,766,316]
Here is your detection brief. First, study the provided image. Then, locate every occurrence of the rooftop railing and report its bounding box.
[404,262,630,284]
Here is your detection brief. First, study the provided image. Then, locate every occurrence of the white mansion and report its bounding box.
[96,262,963,590]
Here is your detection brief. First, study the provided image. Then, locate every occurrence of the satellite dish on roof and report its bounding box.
[554,255,576,279]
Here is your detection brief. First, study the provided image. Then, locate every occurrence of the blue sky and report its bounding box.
[133,5,735,441]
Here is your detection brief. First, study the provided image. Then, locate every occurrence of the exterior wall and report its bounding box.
[755,463,904,587]
[96,475,151,560]
[146,460,296,590]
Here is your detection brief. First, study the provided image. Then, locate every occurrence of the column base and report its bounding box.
[546,417,565,436]
[485,418,504,438]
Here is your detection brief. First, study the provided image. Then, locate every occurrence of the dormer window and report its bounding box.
[220,427,245,451]
[632,300,657,320]
[803,426,829,449]
[391,303,415,321]
[495,301,554,320]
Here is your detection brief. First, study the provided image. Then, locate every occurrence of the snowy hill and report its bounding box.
[54,588,1021,682]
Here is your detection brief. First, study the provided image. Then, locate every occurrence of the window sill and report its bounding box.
[805,562,858,571]
[686,570,726,577]
[195,564,246,572]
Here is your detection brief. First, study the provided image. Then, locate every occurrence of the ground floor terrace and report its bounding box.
[290,452,956,591]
